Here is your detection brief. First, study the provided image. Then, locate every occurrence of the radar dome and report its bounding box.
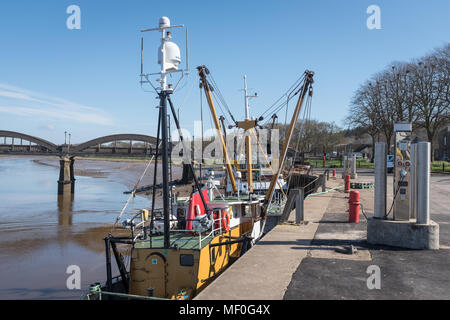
[159,16,170,28]
[158,41,181,72]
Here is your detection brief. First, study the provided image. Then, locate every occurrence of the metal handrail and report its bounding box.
[131,215,228,248]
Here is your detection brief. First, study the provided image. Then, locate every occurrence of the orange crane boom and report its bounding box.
[197,66,238,193]
[262,71,314,217]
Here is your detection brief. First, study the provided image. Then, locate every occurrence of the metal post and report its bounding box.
[150,106,162,242]
[416,142,430,225]
[104,237,112,292]
[295,188,304,224]
[409,143,417,219]
[321,174,326,192]
[342,156,347,178]
[110,240,129,293]
[160,91,171,249]
[374,142,387,219]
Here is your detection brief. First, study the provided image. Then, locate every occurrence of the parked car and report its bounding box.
[387,155,394,173]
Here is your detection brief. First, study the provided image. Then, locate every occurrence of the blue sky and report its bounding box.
[0,0,448,144]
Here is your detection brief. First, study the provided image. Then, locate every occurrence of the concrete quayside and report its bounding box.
[195,169,450,300]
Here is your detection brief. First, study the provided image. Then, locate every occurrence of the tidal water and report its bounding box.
[0,157,151,299]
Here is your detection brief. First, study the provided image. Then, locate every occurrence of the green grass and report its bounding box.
[305,158,374,169]
[431,161,450,173]
[306,158,449,172]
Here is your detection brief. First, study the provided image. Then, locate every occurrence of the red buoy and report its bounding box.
[348,190,360,223]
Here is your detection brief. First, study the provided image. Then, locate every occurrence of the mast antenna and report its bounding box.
[139,16,188,249]
[243,75,258,120]
[139,17,206,249]
[140,16,189,92]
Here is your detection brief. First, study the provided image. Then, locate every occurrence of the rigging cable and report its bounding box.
[208,73,237,124]
[113,142,161,227]
[259,73,306,120]
[285,87,313,195]
[172,75,196,113]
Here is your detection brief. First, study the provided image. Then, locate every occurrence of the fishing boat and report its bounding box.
[85,16,314,300]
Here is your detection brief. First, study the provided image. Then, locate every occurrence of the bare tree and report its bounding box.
[370,74,396,153]
[410,48,450,160]
[346,43,449,161]
[288,120,344,156]
[347,81,382,160]
[386,62,417,123]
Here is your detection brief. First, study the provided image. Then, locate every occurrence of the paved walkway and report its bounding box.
[284,173,450,300]
[195,178,342,300]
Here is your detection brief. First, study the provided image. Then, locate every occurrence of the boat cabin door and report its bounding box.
[145,252,167,298]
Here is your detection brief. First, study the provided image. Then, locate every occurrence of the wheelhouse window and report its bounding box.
[180,254,194,267]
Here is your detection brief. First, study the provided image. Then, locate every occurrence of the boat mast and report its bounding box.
[158,23,171,249]
[141,17,185,249]
[243,75,257,193]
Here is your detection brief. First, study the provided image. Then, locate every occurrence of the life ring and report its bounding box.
[221,210,230,233]
[213,210,230,233]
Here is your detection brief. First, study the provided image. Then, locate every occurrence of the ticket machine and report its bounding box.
[393,123,412,221]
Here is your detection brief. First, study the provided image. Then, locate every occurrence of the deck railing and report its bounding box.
[130,214,226,248]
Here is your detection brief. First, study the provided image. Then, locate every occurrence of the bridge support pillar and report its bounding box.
[70,156,76,194]
[57,192,74,226]
[58,156,74,195]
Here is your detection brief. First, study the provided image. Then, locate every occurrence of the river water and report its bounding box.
[0,156,156,299]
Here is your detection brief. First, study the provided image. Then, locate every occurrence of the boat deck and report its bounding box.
[134,232,215,250]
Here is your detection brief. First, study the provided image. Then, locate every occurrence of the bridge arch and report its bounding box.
[0,130,58,153]
[71,134,158,153]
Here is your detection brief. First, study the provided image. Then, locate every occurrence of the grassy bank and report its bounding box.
[306,158,374,169]
[431,161,450,173]
[306,158,450,173]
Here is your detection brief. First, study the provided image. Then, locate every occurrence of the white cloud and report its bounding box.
[0,83,114,126]
[38,123,55,130]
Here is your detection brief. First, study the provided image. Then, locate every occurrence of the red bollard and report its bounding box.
[348,190,360,223]
[332,169,336,178]
[344,174,351,193]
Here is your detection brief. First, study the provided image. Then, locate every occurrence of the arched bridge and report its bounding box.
[0,130,162,157]
[0,130,59,153]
